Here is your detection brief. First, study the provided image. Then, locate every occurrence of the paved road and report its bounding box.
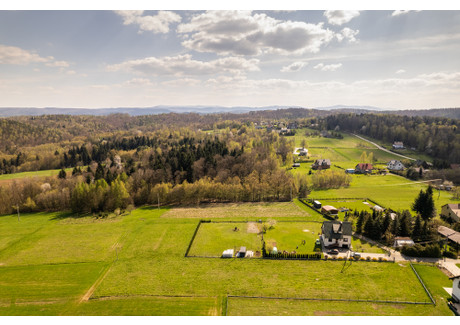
[352,133,416,161]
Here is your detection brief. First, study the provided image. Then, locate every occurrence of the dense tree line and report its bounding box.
[320,113,460,163]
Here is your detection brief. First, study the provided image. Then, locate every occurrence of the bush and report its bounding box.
[443,250,457,259]
[401,243,442,258]
[366,256,371,261]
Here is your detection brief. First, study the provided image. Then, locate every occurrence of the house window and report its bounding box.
[343,238,348,242]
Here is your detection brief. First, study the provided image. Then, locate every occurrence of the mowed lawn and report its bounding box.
[310,174,455,212]
[0,203,455,315]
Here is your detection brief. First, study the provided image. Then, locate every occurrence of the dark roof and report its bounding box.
[322,221,352,240]
[314,159,331,166]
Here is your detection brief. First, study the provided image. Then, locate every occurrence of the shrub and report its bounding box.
[366,256,371,261]
[372,258,378,261]
[378,257,383,262]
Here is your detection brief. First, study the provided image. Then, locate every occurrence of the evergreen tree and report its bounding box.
[58,168,67,179]
[355,211,366,233]
[399,210,412,237]
[412,215,422,241]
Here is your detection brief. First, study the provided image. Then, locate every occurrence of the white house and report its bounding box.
[321,221,352,249]
[451,275,460,303]
[387,160,405,171]
[392,141,404,149]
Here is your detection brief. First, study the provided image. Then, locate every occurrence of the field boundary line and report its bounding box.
[184,220,205,257]
[225,294,433,314]
[409,262,436,305]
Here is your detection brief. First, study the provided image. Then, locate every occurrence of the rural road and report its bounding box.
[352,134,416,161]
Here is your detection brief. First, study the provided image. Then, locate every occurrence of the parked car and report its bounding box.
[327,249,339,255]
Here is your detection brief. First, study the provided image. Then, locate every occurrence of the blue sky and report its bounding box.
[1,8,460,109]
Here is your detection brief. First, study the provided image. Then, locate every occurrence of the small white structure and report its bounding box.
[293,163,300,168]
[272,246,278,254]
[372,205,384,212]
[392,141,404,149]
[393,237,415,248]
[387,160,405,171]
[222,249,234,258]
[451,275,460,303]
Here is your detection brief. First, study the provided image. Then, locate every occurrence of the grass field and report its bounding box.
[0,203,455,315]
[0,167,74,186]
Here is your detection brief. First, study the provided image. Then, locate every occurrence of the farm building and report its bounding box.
[313,200,322,209]
[393,237,415,248]
[437,226,460,254]
[387,160,405,171]
[392,141,404,149]
[441,204,460,222]
[311,159,331,170]
[321,221,352,248]
[355,163,373,174]
[298,148,308,156]
[321,205,338,216]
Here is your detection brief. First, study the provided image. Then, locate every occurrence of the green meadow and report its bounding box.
[0,202,454,315]
[0,129,457,316]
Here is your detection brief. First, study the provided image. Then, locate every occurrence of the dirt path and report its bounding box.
[79,264,112,303]
[352,134,416,161]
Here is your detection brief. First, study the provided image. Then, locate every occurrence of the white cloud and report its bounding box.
[396,69,406,74]
[123,78,154,87]
[107,54,260,76]
[337,28,359,43]
[45,60,70,68]
[162,78,201,87]
[0,44,50,65]
[115,10,181,34]
[178,11,335,56]
[324,10,360,26]
[392,10,421,17]
[314,63,343,71]
[0,44,71,70]
[280,61,307,72]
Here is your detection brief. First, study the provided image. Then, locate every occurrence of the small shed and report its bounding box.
[321,205,338,215]
[313,200,322,209]
[237,246,246,258]
[372,205,384,212]
[393,237,415,248]
[293,163,300,168]
[222,249,234,258]
[345,169,355,174]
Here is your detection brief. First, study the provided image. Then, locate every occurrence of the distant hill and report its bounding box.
[383,108,460,119]
[0,105,459,119]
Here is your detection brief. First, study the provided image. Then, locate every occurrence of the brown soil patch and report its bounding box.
[247,222,260,233]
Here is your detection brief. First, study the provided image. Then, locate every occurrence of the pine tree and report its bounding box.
[412,215,422,241]
[58,168,67,179]
[355,211,366,233]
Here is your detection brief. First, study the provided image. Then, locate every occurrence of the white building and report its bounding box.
[393,237,415,248]
[387,160,405,171]
[451,275,460,303]
[321,221,352,249]
[392,141,404,149]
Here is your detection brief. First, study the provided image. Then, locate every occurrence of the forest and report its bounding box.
[1,108,460,215]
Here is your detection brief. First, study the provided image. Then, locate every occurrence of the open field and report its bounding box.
[0,203,455,315]
[309,174,454,212]
[0,167,74,185]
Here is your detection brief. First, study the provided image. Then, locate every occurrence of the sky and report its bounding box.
[1,7,460,109]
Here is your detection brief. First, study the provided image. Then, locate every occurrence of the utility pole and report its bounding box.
[157,193,160,210]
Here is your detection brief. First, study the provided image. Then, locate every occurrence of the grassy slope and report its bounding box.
[0,202,454,316]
